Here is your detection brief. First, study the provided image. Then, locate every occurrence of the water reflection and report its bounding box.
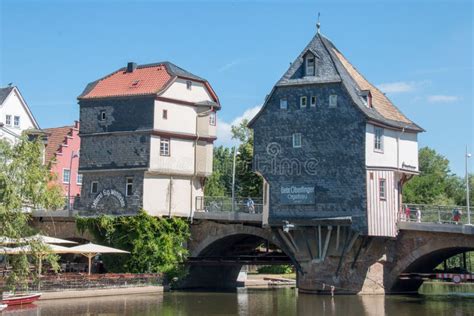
[3,288,473,316]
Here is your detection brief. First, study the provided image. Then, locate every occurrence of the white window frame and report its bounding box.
[5,115,11,126]
[209,112,216,126]
[292,133,302,148]
[310,96,316,107]
[300,96,307,108]
[77,173,83,185]
[374,127,384,152]
[13,116,20,128]
[280,98,288,110]
[126,177,133,196]
[306,56,315,76]
[62,169,71,184]
[160,137,170,156]
[91,181,98,194]
[379,178,386,200]
[186,81,192,90]
[329,95,338,107]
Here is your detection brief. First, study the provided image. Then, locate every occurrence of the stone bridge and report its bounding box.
[30,210,474,294]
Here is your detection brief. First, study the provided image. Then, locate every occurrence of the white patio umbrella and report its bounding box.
[0,237,17,245]
[68,243,130,275]
[6,244,76,275]
[20,234,78,245]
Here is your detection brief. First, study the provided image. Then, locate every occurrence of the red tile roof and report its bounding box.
[43,126,73,165]
[80,64,171,99]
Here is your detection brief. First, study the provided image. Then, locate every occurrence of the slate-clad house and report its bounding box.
[77,62,220,216]
[249,31,423,237]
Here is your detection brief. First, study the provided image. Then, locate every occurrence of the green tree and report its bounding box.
[0,137,64,290]
[231,119,263,198]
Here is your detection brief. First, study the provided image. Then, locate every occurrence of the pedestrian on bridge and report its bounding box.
[404,206,411,222]
[246,197,255,214]
[452,208,462,224]
[416,208,422,223]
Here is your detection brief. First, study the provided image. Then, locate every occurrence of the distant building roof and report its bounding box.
[43,125,74,165]
[0,86,14,105]
[78,61,219,104]
[251,33,423,132]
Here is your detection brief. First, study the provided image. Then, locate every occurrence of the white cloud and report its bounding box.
[218,59,242,73]
[216,105,262,147]
[377,81,416,93]
[427,95,460,103]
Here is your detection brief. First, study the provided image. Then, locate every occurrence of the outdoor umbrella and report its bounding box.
[6,244,75,275]
[0,237,17,245]
[20,234,78,245]
[68,243,130,275]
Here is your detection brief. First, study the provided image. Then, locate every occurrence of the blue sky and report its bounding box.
[1,0,472,175]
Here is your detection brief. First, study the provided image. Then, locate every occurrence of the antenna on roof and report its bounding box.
[316,12,321,34]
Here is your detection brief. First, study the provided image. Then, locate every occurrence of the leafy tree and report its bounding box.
[76,211,190,279]
[232,119,263,198]
[403,147,473,206]
[0,137,64,290]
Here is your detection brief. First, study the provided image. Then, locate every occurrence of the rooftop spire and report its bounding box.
[316,12,321,34]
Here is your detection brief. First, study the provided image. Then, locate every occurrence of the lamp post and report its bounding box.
[68,150,79,214]
[466,146,471,225]
[231,147,240,213]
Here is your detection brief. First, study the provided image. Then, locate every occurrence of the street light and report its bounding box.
[231,146,240,212]
[68,150,79,214]
[466,146,471,225]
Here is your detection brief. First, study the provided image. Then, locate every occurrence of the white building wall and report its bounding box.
[366,169,399,237]
[154,100,197,135]
[160,78,214,103]
[149,136,195,175]
[365,124,418,171]
[0,88,38,143]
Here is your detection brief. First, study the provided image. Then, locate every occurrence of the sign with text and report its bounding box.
[280,184,315,205]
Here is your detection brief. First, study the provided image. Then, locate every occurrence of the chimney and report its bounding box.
[127,62,137,73]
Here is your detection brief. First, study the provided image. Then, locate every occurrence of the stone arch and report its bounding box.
[389,233,474,292]
[182,222,293,289]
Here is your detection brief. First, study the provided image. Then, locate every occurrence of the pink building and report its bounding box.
[43,121,81,206]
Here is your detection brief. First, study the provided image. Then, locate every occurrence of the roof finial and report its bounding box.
[316,12,321,34]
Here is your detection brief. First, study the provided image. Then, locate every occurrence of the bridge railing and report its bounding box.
[195,196,264,214]
[400,204,470,225]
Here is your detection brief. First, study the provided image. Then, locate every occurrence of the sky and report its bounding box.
[0,0,472,176]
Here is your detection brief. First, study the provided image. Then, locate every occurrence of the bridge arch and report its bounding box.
[390,232,474,292]
[182,222,293,289]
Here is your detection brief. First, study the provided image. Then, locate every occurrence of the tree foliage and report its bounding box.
[76,211,190,277]
[205,119,263,198]
[403,147,473,206]
[0,137,64,291]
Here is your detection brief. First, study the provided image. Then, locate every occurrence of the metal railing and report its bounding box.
[400,204,470,225]
[195,196,264,214]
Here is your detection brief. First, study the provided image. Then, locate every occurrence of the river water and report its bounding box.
[4,288,474,316]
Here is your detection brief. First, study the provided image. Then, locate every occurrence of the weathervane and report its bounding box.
[316,12,321,34]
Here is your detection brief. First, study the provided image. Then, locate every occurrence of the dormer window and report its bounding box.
[305,55,315,76]
[360,90,372,108]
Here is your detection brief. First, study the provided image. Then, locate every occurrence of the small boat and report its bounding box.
[1,293,41,306]
[0,303,7,311]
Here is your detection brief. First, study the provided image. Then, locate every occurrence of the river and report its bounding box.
[4,288,474,315]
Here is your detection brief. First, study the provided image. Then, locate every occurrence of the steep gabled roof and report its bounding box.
[0,86,14,105]
[78,61,219,104]
[250,33,423,132]
[43,125,74,165]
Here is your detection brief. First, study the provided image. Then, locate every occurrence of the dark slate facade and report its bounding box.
[252,83,367,231]
[78,96,155,214]
[250,33,371,232]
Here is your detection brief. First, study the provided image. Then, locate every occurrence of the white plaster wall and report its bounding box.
[143,175,171,216]
[150,136,195,175]
[154,100,197,134]
[0,89,37,142]
[171,176,193,217]
[160,78,214,103]
[365,124,418,171]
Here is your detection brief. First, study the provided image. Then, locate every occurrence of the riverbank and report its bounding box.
[245,273,296,288]
[40,285,163,300]
[419,281,474,296]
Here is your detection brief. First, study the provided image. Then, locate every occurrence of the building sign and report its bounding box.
[91,189,126,209]
[401,162,417,170]
[280,184,315,205]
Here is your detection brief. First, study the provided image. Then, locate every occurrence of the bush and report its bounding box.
[257,265,293,274]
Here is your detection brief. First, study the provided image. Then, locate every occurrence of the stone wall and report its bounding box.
[253,83,367,231]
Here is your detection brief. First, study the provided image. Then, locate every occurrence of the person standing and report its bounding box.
[416,208,422,223]
[246,197,255,214]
